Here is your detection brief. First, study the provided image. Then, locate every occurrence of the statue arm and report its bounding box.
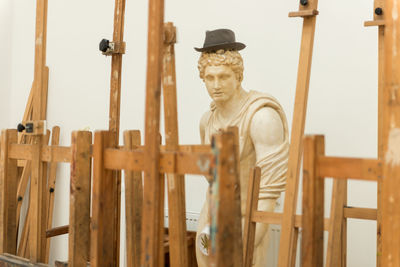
[249,107,285,247]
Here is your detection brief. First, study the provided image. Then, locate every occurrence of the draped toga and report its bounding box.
[202,90,289,214]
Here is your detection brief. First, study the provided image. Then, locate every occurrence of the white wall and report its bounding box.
[2,0,379,266]
[0,1,13,127]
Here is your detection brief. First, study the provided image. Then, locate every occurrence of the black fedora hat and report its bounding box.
[194,29,246,53]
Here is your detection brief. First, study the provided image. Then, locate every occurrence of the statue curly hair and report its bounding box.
[198,49,244,83]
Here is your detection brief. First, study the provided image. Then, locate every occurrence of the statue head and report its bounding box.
[197,50,244,83]
[196,29,246,104]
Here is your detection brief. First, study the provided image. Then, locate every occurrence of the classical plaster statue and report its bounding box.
[194,29,289,267]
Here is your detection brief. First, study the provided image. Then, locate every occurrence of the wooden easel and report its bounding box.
[242,0,319,266]
[268,0,396,267]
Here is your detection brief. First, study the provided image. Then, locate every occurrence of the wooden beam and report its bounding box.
[278,0,319,265]
[0,130,18,254]
[343,207,377,220]
[326,180,347,267]
[124,130,143,267]
[0,254,48,267]
[45,126,60,263]
[162,22,188,267]
[209,130,243,267]
[140,0,164,265]
[301,135,324,267]
[90,131,117,267]
[243,168,261,267]
[68,131,92,267]
[381,0,400,265]
[317,156,382,181]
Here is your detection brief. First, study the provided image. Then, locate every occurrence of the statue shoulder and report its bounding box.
[250,107,284,147]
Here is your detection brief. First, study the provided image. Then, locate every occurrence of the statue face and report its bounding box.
[204,65,239,103]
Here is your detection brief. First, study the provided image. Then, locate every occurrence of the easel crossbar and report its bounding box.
[317,156,382,181]
[104,148,213,175]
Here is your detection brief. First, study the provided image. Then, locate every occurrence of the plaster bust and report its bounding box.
[194,29,289,266]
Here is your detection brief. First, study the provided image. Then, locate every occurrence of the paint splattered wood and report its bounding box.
[209,129,242,267]
[124,130,143,267]
[108,0,127,262]
[381,0,400,265]
[68,131,92,267]
[278,0,319,266]
[0,130,18,254]
[90,131,117,267]
[141,0,165,266]
[162,22,188,267]
[301,135,324,267]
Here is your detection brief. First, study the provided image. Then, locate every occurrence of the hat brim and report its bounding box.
[194,42,246,52]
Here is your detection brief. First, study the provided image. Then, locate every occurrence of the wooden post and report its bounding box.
[375,1,385,265]
[91,131,117,267]
[381,0,400,265]
[29,135,47,263]
[45,126,60,262]
[243,168,261,267]
[162,22,188,267]
[326,180,347,267]
[108,0,127,263]
[209,129,242,267]
[141,0,164,266]
[278,1,319,266]
[68,131,92,267]
[124,130,143,267]
[0,130,18,254]
[301,135,324,267]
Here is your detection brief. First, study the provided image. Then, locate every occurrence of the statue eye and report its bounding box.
[205,75,214,81]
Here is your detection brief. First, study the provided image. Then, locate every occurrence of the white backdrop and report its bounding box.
[1,0,378,266]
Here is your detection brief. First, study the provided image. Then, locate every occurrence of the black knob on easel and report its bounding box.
[17,123,25,132]
[300,0,308,6]
[99,39,110,52]
[375,7,383,15]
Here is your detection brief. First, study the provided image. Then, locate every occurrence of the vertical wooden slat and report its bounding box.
[301,135,324,267]
[278,1,319,266]
[243,168,261,267]
[381,0,400,265]
[141,0,164,265]
[32,0,48,121]
[209,130,242,267]
[91,131,116,267]
[376,1,385,266]
[29,136,46,263]
[326,180,347,267]
[124,130,143,267]
[108,0,127,264]
[68,131,92,267]
[162,22,188,267]
[45,126,60,263]
[0,130,18,254]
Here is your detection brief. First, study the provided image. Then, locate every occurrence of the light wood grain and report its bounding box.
[68,131,92,267]
[124,130,143,267]
[301,135,324,267]
[243,168,261,267]
[278,0,319,265]
[0,130,18,254]
[90,131,116,267]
